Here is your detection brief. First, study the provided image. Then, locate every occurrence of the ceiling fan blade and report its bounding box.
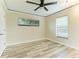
[26,1,39,5]
[44,7,48,11]
[44,1,57,6]
[34,6,40,11]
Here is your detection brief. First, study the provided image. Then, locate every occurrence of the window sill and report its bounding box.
[57,36,68,39]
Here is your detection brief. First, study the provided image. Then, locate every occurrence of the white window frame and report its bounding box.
[56,16,68,39]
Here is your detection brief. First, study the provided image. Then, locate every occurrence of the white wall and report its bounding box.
[5,10,46,46]
[46,4,79,50]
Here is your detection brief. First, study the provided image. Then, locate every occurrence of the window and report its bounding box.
[56,16,68,38]
[18,18,39,26]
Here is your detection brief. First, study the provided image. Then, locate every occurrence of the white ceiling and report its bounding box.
[5,0,79,16]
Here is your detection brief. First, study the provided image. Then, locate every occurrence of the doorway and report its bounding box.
[0,4,6,56]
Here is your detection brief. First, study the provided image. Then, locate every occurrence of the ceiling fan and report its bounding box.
[26,0,57,11]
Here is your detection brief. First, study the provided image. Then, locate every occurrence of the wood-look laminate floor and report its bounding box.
[1,39,79,58]
[1,39,66,58]
[51,48,79,58]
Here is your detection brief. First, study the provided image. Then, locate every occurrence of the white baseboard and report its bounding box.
[7,38,46,47]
